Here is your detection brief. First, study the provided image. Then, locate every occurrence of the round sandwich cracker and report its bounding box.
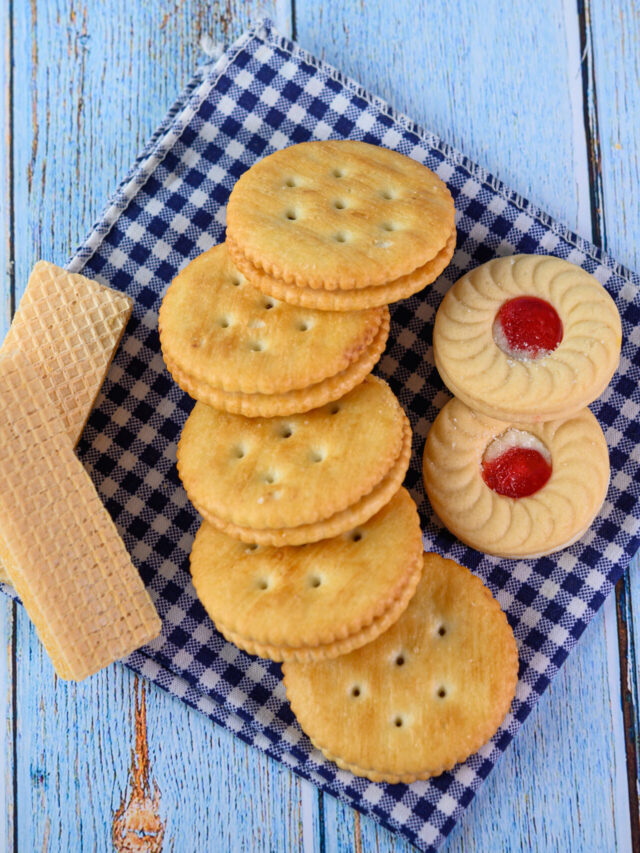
[422,396,610,558]
[177,375,409,532]
[283,553,518,783]
[190,488,423,661]
[197,420,412,546]
[159,242,387,396]
[162,309,389,417]
[433,254,622,422]
[226,140,455,291]
[229,230,456,311]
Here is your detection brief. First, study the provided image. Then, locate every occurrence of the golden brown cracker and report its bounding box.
[159,242,386,394]
[226,140,455,290]
[163,308,389,417]
[177,375,407,530]
[229,230,456,311]
[283,553,518,783]
[190,488,423,661]
[197,420,411,546]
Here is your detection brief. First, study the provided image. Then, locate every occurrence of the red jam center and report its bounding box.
[482,446,552,499]
[494,296,563,358]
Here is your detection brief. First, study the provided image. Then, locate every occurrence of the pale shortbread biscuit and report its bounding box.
[198,421,412,546]
[226,140,455,291]
[0,261,133,587]
[229,230,456,311]
[422,397,610,558]
[283,553,518,783]
[162,307,389,417]
[159,242,387,394]
[190,488,423,661]
[433,255,622,422]
[177,375,408,531]
[0,350,160,680]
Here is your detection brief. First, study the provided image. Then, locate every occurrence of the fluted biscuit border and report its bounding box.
[433,255,622,422]
[422,397,610,558]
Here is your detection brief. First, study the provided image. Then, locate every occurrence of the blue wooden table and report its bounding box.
[1,2,638,850]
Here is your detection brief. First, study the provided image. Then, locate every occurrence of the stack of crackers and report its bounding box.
[0,262,160,680]
[161,140,519,782]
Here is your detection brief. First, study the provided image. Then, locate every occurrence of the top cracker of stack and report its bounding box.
[226,140,456,311]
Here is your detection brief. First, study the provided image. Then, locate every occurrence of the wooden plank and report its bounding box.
[6,2,318,851]
[588,1,640,846]
[294,0,631,848]
[0,2,16,851]
[14,617,310,851]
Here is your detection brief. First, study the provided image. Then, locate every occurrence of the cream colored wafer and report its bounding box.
[0,349,160,680]
[177,375,407,531]
[190,488,423,661]
[159,242,386,394]
[226,140,455,290]
[228,229,456,311]
[283,553,518,783]
[163,311,389,417]
[195,420,412,546]
[2,260,133,441]
[0,261,133,586]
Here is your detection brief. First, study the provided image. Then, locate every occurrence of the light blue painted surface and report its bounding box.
[0,1,638,850]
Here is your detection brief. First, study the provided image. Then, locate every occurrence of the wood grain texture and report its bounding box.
[589,2,640,844]
[295,0,635,849]
[0,0,638,850]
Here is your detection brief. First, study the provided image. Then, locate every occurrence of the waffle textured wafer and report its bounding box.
[0,261,133,585]
[0,349,160,680]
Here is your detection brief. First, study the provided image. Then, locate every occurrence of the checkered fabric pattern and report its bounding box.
[7,19,640,851]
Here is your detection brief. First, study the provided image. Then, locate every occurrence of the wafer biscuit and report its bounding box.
[283,553,518,783]
[159,242,386,394]
[190,488,423,661]
[177,375,407,531]
[198,420,412,546]
[0,349,160,680]
[0,261,133,586]
[163,311,389,417]
[229,231,456,311]
[226,140,455,291]
[3,261,133,441]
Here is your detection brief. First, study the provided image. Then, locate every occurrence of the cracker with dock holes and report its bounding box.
[190,488,423,661]
[226,140,455,306]
[283,553,518,783]
[159,243,389,415]
[177,375,409,537]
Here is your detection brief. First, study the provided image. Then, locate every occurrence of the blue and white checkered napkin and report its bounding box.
[23,19,640,851]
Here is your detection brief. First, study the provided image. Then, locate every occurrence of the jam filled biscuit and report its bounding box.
[433,255,622,422]
[226,140,455,307]
[159,242,389,415]
[283,553,518,783]
[190,488,423,662]
[422,397,610,558]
